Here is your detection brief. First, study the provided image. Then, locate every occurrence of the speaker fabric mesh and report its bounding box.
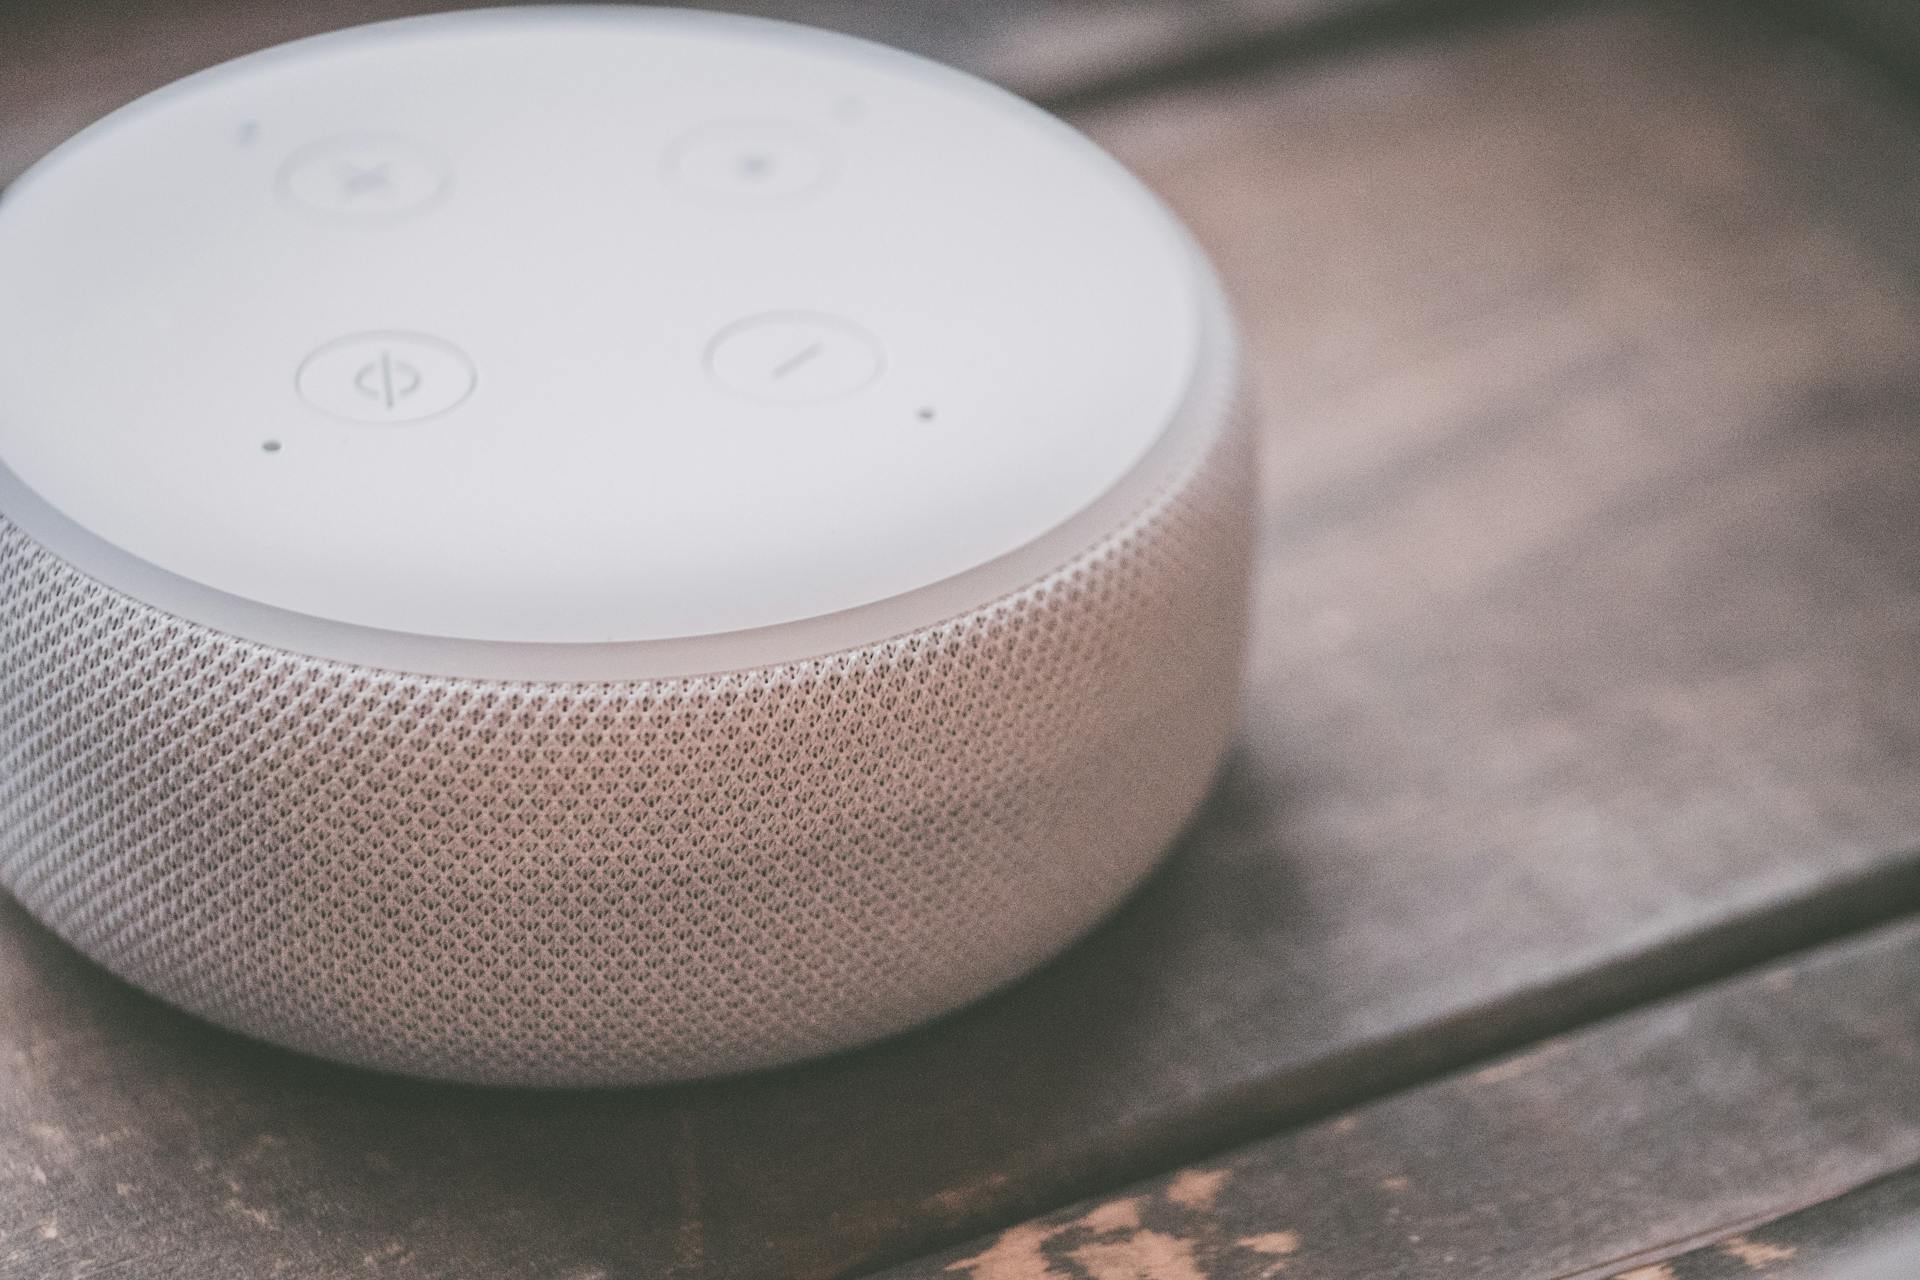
[0,392,1253,1086]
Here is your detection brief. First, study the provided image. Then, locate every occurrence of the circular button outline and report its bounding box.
[663,119,837,203]
[705,311,885,405]
[277,133,454,223]
[295,331,478,425]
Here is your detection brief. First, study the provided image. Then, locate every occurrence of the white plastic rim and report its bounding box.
[0,6,1229,681]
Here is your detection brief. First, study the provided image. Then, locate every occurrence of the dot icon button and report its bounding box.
[297,333,476,424]
[279,135,451,219]
[666,121,833,200]
[707,313,883,404]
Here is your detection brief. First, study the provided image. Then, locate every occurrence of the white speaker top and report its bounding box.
[0,7,1222,676]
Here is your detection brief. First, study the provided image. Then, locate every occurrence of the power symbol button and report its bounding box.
[298,333,476,424]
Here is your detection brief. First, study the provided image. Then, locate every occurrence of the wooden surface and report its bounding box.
[1625,1163,1920,1280]
[876,918,1920,1280]
[1813,0,1920,84]
[6,0,1920,1277]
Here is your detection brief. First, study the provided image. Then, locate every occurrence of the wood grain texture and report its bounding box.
[878,919,1920,1280]
[1805,0,1920,83]
[1608,1163,1920,1280]
[6,1,1920,1278]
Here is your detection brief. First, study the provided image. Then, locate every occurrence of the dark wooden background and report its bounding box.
[4,0,1920,1277]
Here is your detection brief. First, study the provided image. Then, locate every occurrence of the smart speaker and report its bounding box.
[0,7,1254,1085]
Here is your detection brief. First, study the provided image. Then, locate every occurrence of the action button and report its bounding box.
[706,313,883,404]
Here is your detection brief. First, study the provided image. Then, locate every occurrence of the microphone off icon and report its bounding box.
[297,332,476,423]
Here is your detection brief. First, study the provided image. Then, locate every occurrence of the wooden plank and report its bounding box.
[7,1,1920,1278]
[1615,1163,1920,1280]
[875,918,1920,1280]
[1801,1,1920,83]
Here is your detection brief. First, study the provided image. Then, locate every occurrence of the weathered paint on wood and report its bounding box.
[878,920,1920,1280]
[1605,1163,1920,1280]
[4,1,1920,1277]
